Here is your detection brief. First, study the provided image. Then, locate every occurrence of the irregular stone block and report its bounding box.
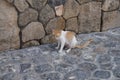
[23,40,40,48]
[41,34,56,44]
[102,0,119,11]
[103,11,120,31]
[20,63,31,73]
[78,2,101,33]
[39,4,55,25]
[48,0,66,7]
[35,64,53,73]
[45,17,65,34]
[5,0,14,3]
[63,55,78,64]
[18,8,38,27]
[40,72,61,80]
[0,0,20,51]
[55,5,64,16]
[99,62,113,70]
[114,57,120,65]
[2,73,15,80]
[26,0,47,10]
[14,0,29,12]
[23,75,41,80]
[93,70,111,79]
[78,62,97,71]
[55,63,73,74]
[22,22,45,42]
[108,50,120,57]
[63,0,79,19]
[63,69,91,80]
[65,17,78,33]
[97,54,111,64]
[77,0,92,4]
[112,66,120,78]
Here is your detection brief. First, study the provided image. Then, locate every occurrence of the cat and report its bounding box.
[52,29,93,53]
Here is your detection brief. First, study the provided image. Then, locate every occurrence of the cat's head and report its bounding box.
[52,29,62,39]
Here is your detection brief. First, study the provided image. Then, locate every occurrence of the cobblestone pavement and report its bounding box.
[0,27,120,80]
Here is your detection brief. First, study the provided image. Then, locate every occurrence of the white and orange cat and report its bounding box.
[52,29,93,53]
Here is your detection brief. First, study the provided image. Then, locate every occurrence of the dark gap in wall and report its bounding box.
[100,10,103,32]
[100,1,104,32]
[12,2,23,49]
[62,16,67,31]
[103,9,119,12]
[19,30,23,49]
[75,0,81,5]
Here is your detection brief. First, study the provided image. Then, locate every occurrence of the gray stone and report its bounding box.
[103,11,120,31]
[63,0,79,19]
[40,72,61,80]
[23,40,40,48]
[78,62,97,71]
[108,49,120,57]
[77,0,92,4]
[63,69,91,80]
[113,66,120,78]
[97,54,111,64]
[100,62,113,70]
[41,34,56,44]
[22,22,45,42]
[39,4,55,25]
[48,0,66,7]
[93,70,111,79]
[119,5,120,11]
[45,17,65,34]
[55,63,73,74]
[5,0,14,3]
[18,8,38,27]
[20,63,31,73]
[102,0,119,11]
[65,17,79,33]
[87,79,100,80]
[114,57,120,65]
[63,55,78,64]
[69,48,82,57]
[26,0,47,11]
[0,0,20,51]
[23,75,41,80]
[35,64,53,73]
[108,27,120,34]
[55,5,64,16]
[78,2,101,33]
[14,0,29,12]
[2,73,15,80]
[104,41,118,47]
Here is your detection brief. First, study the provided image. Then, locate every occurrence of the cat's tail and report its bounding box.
[75,39,93,49]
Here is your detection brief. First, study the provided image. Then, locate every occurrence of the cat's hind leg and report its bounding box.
[66,48,71,53]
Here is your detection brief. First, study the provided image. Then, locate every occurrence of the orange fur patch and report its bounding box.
[66,31,75,41]
[52,29,62,37]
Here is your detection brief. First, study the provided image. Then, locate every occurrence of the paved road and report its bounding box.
[0,27,120,80]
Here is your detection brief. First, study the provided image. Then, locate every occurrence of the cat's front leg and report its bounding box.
[55,41,60,49]
[58,41,65,53]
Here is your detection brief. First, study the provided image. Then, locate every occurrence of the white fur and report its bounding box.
[56,31,77,53]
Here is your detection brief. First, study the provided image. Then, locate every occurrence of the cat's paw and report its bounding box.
[55,47,59,49]
[58,50,62,53]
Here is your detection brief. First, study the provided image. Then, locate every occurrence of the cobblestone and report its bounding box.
[0,27,120,80]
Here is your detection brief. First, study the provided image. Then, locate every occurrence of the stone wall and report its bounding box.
[0,0,120,51]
